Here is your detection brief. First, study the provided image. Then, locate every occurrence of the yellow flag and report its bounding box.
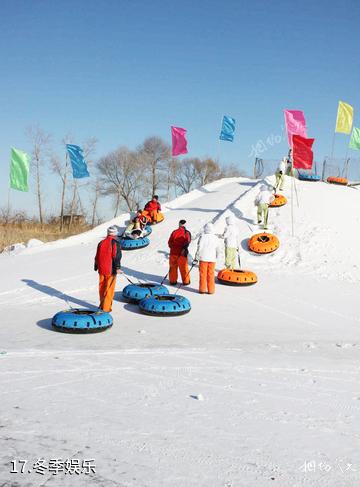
[335,101,353,134]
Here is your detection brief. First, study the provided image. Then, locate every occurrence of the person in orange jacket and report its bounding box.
[144,195,164,224]
[168,219,191,285]
[94,226,122,312]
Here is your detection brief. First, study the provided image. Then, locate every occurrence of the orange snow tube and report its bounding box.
[143,210,165,224]
[140,211,152,224]
[248,233,280,254]
[327,176,348,186]
[269,194,287,207]
[217,269,257,286]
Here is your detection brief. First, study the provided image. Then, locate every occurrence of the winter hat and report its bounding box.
[225,215,234,225]
[204,223,214,234]
[179,219,186,225]
[107,226,118,236]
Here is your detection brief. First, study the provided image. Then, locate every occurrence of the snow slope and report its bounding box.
[0,176,359,486]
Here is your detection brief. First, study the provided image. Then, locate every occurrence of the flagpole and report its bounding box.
[330,132,336,163]
[330,103,338,172]
[291,162,295,237]
[218,115,222,164]
[343,147,350,178]
[294,176,299,208]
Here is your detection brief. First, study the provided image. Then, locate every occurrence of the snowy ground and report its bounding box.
[1,177,359,486]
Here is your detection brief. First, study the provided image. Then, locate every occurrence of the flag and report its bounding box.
[349,127,360,150]
[284,109,307,146]
[9,147,30,192]
[292,135,315,170]
[219,115,236,142]
[335,101,353,134]
[66,144,90,178]
[171,126,188,156]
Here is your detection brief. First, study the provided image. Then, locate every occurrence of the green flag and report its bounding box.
[10,147,30,192]
[349,127,360,150]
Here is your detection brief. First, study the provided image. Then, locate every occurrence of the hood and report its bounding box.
[225,216,235,225]
[204,223,214,234]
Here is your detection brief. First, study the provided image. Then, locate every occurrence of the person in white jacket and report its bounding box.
[275,157,286,191]
[194,223,221,294]
[254,185,275,230]
[221,215,241,270]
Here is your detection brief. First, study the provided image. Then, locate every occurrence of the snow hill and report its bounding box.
[1,176,359,487]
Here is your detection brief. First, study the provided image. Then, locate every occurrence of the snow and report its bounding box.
[1,242,26,254]
[0,176,359,486]
[26,238,44,248]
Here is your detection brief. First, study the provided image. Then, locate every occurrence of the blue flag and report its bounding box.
[219,115,236,142]
[66,144,90,178]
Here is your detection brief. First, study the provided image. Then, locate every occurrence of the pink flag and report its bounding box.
[284,110,307,146]
[171,126,188,156]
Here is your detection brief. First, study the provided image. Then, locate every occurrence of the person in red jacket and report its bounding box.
[94,226,122,312]
[168,219,191,285]
[144,195,164,224]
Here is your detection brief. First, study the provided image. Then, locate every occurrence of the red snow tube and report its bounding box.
[327,176,348,186]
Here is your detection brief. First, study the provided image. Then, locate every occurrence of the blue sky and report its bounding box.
[0,0,359,219]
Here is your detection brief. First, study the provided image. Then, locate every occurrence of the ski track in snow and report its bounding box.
[1,177,360,486]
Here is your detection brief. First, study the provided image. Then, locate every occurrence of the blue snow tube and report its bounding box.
[298,172,321,182]
[120,236,150,250]
[122,283,169,303]
[52,309,113,334]
[143,225,152,237]
[138,294,191,316]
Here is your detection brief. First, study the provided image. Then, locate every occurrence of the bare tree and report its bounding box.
[26,126,51,225]
[195,158,222,186]
[97,146,144,216]
[164,158,179,200]
[138,136,171,196]
[173,158,201,194]
[51,133,73,231]
[219,162,246,178]
[89,178,102,227]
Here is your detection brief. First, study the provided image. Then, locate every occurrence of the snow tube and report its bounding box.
[298,172,320,182]
[248,233,280,254]
[142,210,165,225]
[122,283,169,303]
[143,225,152,237]
[217,269,257,286]
[139,294,191,316]
[52,309,113,334]
[120,236,150,250]
[148,213,165,225]
[269,194,287,207]
[327,176,348,186]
